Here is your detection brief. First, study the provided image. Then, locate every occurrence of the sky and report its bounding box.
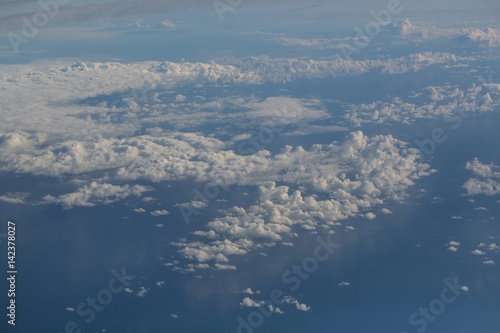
[0,0,499,333]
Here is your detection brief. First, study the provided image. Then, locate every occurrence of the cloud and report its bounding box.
[344,83,499,127]
[447,240,460,252]
[136,286,149,297]
[0,192,30,204]
[240,288,255,295]
[338,281,351,287]
[151,209,169,216]
[463,158,500,196]
[471,249,486,255]
[487,243,500,251]
[283,296,310,312]
[239,295,308,313]
[240,297,264,308]
[42,182,152,209]
[170,132,432,270]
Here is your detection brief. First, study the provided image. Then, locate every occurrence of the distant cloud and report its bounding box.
[463,159,500,196]
[151,209,169,216]
[42,182,152,209]
[0,192,30,204]
[136,286,149,297]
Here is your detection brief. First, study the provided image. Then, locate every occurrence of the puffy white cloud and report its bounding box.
[136,286,149,297]
[463,158,500,196]
[487,243,500,251]
[170,132,432,270]
[240,297,264,308]
[239,295,308,313]
[151,209,169,216]
[240,288,255,295]
[344,83,500,127]
[283,296,310,312]
[471,249,486,255]
[0,192,30,204]
[42,182,152,209]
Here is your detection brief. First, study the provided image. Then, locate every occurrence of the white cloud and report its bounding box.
[381,208,392,214]
[240,297,264,308]
[136,286,149,297]
[170,132,432,270]
[241,288,255,295]
[365,212,376,220]
[338,281,351,287]
[344,83,499,127]
[463,159,500,196]
[471,249,486,255]
[0,192,30,204]
[214,263,237,270]
[487,243,500,251]
[42,182,152,209]
[151,209,170,216]
[283,296,310,312]
[483,260,495,265]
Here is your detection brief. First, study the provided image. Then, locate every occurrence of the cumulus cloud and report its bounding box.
[42,182,152,209]
[240,288,256,295]
[447,241,461,252]
[0,192,30,204]
[283,296,310,312]
[136,286,149,297]
[240,297,264,308]
[170,132,432,270]
[151,209,170,216]
[239,295,308,313]
[344,83,499,127]
[463,158,500,196]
